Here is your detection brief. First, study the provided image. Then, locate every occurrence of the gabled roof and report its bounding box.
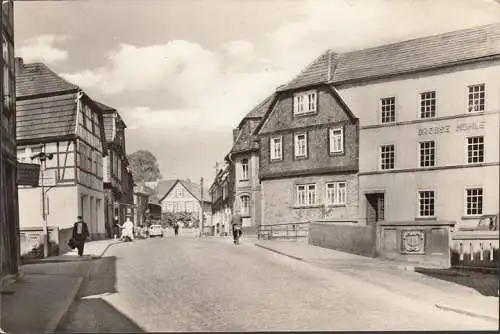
[277,23,500,91]
[16,60,79,99]
[157,179,211,203]
[16,92,78,143]
[276,51,337,92]
[231,93,278,155]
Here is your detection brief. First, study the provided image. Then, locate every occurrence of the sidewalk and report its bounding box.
[1,239,119,333]
[254,239,499,323]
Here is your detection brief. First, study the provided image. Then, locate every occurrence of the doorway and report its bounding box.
[366,192,385,224]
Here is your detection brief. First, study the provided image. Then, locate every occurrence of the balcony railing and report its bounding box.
[257,222,309,240]
[451,231,499,270]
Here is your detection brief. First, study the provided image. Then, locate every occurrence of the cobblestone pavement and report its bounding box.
[58,236,497,332]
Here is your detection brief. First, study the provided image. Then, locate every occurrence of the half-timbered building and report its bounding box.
[15,58,108,250]
[95,101,134,236]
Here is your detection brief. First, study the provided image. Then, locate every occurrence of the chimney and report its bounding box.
[15,57,24,74]
[232,128,239,144]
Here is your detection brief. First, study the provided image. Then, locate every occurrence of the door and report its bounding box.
[366,193,385,224]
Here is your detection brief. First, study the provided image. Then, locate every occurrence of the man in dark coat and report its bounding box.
[72,216,90,256]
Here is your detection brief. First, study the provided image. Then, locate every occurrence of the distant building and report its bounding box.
[133,184,155,227]
[156,179,211,227]
[228,94,275,228]
[16,59,108,248]
[95,101,134,235]
[209,162,234,236]
[0,0,19,276]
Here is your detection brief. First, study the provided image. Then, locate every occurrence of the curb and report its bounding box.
[43,276,85,333]
[43,242,120,333]
[435,304,499,323]
[92,241,122,259]
[254,243,303,261]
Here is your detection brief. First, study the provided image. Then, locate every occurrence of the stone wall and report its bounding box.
[309,222,376,257]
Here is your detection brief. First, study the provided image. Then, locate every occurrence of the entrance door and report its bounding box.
[366,193,385,224]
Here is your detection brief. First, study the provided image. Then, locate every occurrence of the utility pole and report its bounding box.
[31,152,53,258]
[0,1,5,331]
[200,177,204,237]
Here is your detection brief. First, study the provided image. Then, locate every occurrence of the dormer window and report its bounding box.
[293,90,317,115]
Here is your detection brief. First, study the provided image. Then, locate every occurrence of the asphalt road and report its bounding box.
[58,233,497,332]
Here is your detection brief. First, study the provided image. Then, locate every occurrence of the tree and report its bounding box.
[127,150,163,183]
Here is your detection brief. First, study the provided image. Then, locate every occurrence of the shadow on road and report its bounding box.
[415,267,499,297]
[56,256,144,333]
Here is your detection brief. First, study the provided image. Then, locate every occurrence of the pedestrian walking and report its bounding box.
[72,216,89,256]
[174,221,180,236]
[231,211,243,244]
[113,216,120,240]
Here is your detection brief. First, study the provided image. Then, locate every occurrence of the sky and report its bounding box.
[14,0,500,184]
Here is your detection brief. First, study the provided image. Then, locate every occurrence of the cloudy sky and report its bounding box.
[15,0,500,183]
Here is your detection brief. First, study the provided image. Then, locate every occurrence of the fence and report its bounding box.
[451,231,499,269]
[257,222,309,240]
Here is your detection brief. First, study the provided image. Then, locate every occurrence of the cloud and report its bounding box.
[17,34,69,64]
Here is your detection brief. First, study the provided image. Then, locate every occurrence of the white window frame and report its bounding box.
[420,91,436,119]
[241,159,249,180]
[296,183,316,206]
[326,182,347,206]
[465,187,483,216]
[466,136,484,164]
[293,90,317,115]
[380,97,396,124]
[329,127,344,154]
[270,136,283,161]
[294,132,308,158]
[419,140,436,168]
[176,187,184,197]
[240,194,251,216]
[380,144,395,170]
[418,190,435,218]
[467,84,485,113]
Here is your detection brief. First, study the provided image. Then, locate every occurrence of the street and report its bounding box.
[58,233,497,332]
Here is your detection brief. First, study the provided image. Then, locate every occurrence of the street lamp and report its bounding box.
[31,151,54,258]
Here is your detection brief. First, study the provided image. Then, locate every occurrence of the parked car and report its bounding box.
[149,224,164,238]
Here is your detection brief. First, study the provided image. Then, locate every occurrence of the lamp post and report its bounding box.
[31,152,54,258]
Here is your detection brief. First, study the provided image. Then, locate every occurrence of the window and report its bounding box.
[380,97,395,123]
[326,182,346,205]
[293,90,317,115]
[294,133,307,158]
[296,184,316,206]
[241,195,250,216]
[241,159,249,180]
[468,84,485,112]
[329,127,344,154]
[419,141,435,167]
[270,136,282,160]
[31,145,43,154]
[465,188,483,216]
[186,201,193,212]
[418,191,435,217]
[166,202,174,212]
[467,136,484,163]
[420,91,436,119]
[176,187,184,197]
[380,144,395,170]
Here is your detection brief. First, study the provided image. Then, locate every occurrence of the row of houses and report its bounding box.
[210,22,500,235]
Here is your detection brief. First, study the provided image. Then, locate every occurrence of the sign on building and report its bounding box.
[17,162,41,186]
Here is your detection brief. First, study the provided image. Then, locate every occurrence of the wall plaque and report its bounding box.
[401,230,425,254]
